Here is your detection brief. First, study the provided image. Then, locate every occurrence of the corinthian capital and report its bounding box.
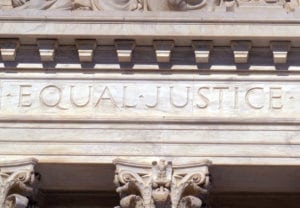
[0,158,38,208]
[114,159,211,208]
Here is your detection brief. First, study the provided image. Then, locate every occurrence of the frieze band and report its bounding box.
[16,84,284,111]
[0,0,298,12]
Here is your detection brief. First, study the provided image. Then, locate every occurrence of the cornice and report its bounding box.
[0,11,299,47]
[0,10,300,23]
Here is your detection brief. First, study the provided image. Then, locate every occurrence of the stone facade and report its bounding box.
[1,0,299,12]
[0,2,299,208]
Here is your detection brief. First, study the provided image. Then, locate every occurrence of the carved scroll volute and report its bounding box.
[171,162,211,208]
[114,159,154,208]
[0,159,39,208]
[114,159,211,208]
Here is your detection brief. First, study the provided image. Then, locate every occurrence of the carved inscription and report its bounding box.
[16,85,284,110]
[0,79,296,121]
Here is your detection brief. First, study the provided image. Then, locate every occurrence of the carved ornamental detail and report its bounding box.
[0,159,39,208]
[114,159,211,208]
[0,0,298,12]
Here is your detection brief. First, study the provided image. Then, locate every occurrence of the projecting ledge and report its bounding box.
[1,156,300,166]
[0,11,300,46]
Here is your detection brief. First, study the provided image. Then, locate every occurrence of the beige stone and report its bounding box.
[0,39,19,61]
[0,158,38,208]
[153,40,174,63]
[231,40,252,64]
[37,39,57,62]
[75,39,97,62]
[192,40,213,63]
[114,159,211,208]
[0,5,299,207]
[115,40,135,63]
[270,41,291,64]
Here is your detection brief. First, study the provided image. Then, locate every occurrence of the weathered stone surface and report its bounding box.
[0,76,297,122]
[0,73,299,166]
[0,2,299,208]
[0,39,19,61]
[231,41,252,64]
[2,0,298,12]
[0,0,299,172]
[0,11,299,49]
[0,158,38,208]
[114,159,211,208]
[192,41,213,64]
[37,39,57,62]
[115,40,136,63]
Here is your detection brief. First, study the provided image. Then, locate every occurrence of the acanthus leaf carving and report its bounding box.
[0,158,39,208]
[114,159,211,208]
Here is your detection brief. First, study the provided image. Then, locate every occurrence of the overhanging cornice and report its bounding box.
[0,10,299,46]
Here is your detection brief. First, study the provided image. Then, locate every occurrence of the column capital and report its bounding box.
[0,158,39,208]
[114,159,211,208]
